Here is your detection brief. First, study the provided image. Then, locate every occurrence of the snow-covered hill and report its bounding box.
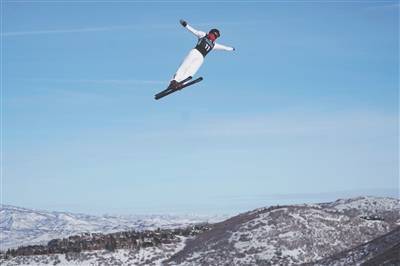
[166,196,400,265]
[1,196,399,265]
[0,205,224,250]
[1,236,188,266]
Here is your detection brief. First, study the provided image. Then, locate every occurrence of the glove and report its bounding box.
[180,19,187,27]
[233,47,236,51]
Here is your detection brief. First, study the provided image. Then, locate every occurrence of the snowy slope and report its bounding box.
[310,226,400,265]
[321,196,400,217]
[166,196,400,265]
[1,236,188,266]
[0,205,224,250]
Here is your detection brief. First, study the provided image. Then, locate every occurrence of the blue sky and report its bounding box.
[2,2,399,215]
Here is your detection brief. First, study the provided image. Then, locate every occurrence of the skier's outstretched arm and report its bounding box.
[214,42,235,51]
[180,19,206,38]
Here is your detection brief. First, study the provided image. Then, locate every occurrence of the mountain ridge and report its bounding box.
[166,196,399,265]
[1,196,399,265]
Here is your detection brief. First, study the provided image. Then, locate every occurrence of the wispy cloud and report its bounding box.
[5,78,166,106]
[154,111,398,139]
[365,3,400,11]
[1,25,143,37]
[15,78,165,85]
[2,20,264,37]
[125,110,398,147]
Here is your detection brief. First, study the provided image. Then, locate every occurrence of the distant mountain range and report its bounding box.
[0,204,225,250]
[1,196,399,265]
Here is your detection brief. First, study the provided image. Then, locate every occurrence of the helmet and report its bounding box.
[209,28,220,38]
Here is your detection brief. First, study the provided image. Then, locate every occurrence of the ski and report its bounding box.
[178,77,203,91]
[154,76,192,100]
[154,76,202,100]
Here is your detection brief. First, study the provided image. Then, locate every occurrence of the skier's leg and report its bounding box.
[171,49,203,83]
[183,53,204,79]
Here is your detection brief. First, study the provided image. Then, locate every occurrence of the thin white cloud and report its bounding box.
[1,23,183,37]
[16,78,165,85]
[365,3,400,11]
[188,111,397,138]
[82,79,165,85]
[2,25,142,37]
[2,20,263,37]
[4,78,166,106]
[139,110,398,140]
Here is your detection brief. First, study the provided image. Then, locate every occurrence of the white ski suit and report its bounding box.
[172,23,235,83]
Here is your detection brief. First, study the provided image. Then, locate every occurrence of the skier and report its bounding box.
[168,19,235,90]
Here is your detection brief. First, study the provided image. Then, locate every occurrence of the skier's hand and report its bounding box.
[180,19,187,27]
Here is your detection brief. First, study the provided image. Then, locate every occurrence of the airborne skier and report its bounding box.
[155,19,235,100]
